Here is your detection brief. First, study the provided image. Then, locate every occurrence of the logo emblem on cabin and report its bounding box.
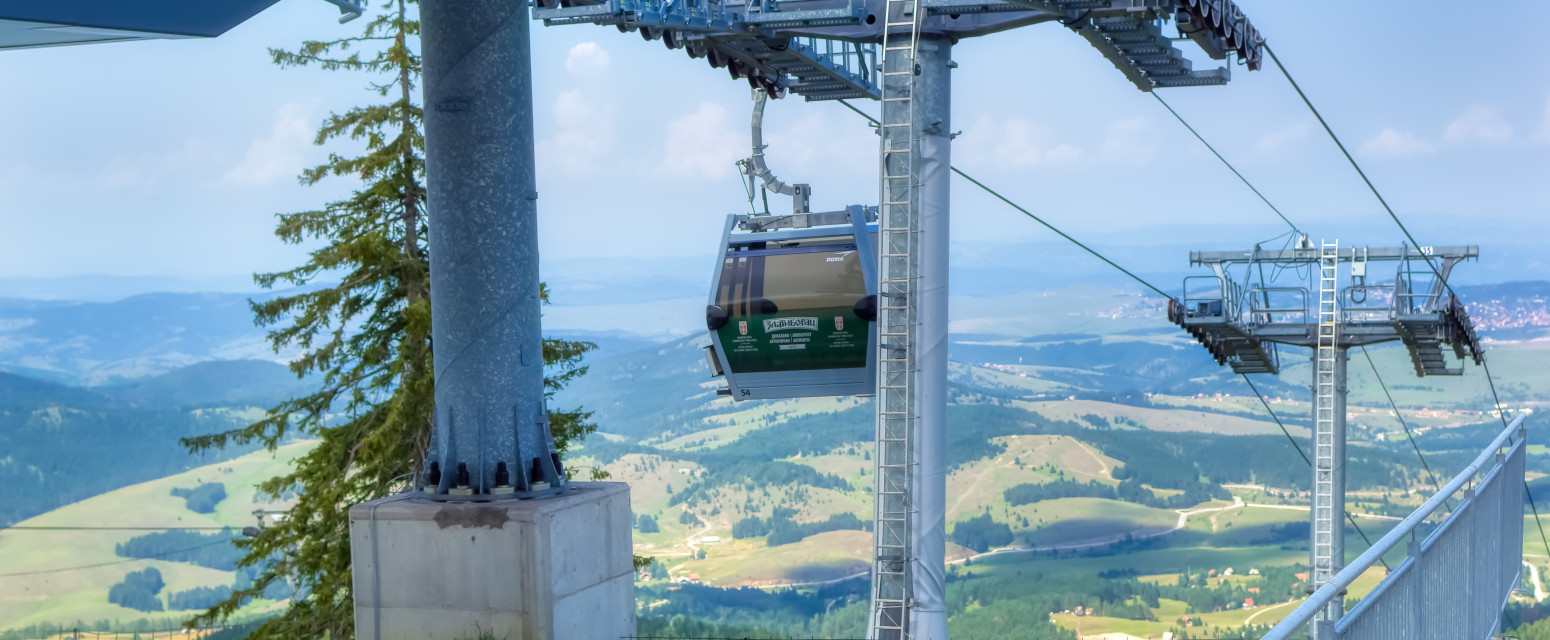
[738,321,748,335]
[762,317,819,333]
[835,316,844,330]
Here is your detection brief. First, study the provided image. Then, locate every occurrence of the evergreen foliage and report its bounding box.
[107,568,165,612]
[177,2,598,636]
[1004,479,1115,504]
[764,513,867,546]
[1004,478,1229,510]
[169,482,227,513]
[730,506,797,539]
[0,371,258,527]
[115,530,243,571]
[635,582,868,638]
[670,461,849,507]
[635,615,787,639]
[167,586,237,612]
[637,513,660,533]
[950,513,1013,552]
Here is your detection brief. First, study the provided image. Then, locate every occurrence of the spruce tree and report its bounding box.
[181,2,597,636]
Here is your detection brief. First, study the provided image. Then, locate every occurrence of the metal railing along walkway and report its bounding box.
[1264,413,1529,640]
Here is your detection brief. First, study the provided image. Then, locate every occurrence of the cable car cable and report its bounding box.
[1265,42,1550,560]
[1264,43,1426,260]
[1147,92,1459,509]
[1176,106,1467,516]
[1240,373,1390,572]
[1486,355,1550,561]
[1,525,237,531]
[1181,45,1525,546]
[947,167,1175,301]
[836,93,1500,568]
[850,99,1395,562]
[1265,44,1473,306]
[0,537,240,578]
[1241,374,1308,466]
[1357,345,1451,509]
[1151,92,1300,236]
[837,99,1174,301]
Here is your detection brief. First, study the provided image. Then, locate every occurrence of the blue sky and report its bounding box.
[0,0,1546,284]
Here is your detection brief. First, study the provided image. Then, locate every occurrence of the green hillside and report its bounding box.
[0,442,313,631]
[97,359,312,409]
[5,282,1550,636]
[0,371,272,527]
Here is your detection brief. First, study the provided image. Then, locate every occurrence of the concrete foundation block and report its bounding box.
[350,482,635,640]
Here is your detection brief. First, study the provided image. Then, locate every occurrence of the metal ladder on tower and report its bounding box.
[870,0,922,636]
[1311,240,1339,612]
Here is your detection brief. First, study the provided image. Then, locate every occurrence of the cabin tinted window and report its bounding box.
[714,243,868,373]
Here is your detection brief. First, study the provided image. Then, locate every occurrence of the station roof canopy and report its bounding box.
[0,0,281,50]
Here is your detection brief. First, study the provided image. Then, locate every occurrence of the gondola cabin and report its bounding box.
[704,206,878,400]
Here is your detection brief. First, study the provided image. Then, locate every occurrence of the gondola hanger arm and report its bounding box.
[745,88,810,214]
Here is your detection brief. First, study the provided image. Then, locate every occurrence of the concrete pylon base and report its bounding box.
[349,482,636,640]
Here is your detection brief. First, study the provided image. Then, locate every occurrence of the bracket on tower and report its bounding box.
[1180,244,1483,371]
[531,0,1263,97]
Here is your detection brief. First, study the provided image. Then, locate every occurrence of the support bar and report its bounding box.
[1263,413,1528,639]
[1193,246,1478,265]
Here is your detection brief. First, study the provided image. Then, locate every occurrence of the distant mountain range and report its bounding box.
[3,273,1548,632]
[0,361,298,526]
[0,292,281,385]
[3,279,1544,387]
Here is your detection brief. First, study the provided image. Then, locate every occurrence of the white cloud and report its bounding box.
[1255,121,1312,156]
[565,42,611,75]
[225,104,313,186]
[1443,105,1513,144]
[1097,117,1155,165]
[660,102,745,179]
[94,138,228,189]
[954,116,1152,168]
[537,89,612,174]
[761,108,873,182]
[1358,128,1434,157]
[954,115,1083,168]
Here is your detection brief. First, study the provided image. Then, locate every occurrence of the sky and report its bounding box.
[0,0,1547,286]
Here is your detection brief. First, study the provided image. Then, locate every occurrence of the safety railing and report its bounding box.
[1263,413,1528,640]
[1341,283,1393,324]
[1395,250,1444,315]
[1246,286,1307,325]
[1181,275,1240,321]
[794,38,874,85]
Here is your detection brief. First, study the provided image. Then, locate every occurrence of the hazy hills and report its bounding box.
[0,293,280,386]
[0,360,308,526]
[97,360,313,409]
[1,277,1548,634]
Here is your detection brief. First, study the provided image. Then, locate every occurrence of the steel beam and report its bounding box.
[1191,246,1478,265]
